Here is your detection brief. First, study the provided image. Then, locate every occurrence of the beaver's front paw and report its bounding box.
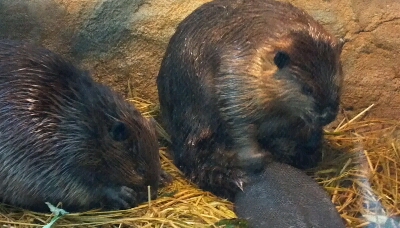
[194,165,248,201]
[102,186,137,210]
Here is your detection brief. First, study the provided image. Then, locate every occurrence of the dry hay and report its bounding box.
[313,104,400,228]
[0,99,398,228]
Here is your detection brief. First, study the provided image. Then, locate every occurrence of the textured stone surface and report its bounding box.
[0,0,398,120]
[0,0,211,101]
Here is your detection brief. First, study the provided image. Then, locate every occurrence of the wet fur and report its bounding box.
[157,0,343,199]
[0,40,161,212]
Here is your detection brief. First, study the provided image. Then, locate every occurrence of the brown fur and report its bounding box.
[0,40,162,212]
[157,0,343,199]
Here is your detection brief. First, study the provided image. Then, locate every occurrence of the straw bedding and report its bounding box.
[0,100,398,228]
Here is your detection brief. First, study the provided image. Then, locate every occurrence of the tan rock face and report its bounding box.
[0,0,211,101]
[0,0,398,120]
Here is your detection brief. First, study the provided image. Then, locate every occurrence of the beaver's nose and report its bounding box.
[318,106,338,126]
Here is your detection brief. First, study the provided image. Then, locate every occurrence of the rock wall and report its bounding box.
[0,0,210,101]
[0,0,399,120]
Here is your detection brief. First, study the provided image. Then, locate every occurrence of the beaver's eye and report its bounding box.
[273,51,290,69]
[110,121,130,141]
[302,85,314,95]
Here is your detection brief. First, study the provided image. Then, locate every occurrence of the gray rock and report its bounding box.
[234,162,345,228]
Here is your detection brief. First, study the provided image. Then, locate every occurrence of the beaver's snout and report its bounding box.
[318,106,339,126]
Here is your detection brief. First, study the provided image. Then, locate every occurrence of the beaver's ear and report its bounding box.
[110,121,130,141]
[274,51,291,69]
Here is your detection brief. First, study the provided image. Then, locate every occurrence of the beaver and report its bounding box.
[234,162,345,228]
[0,40,162,212]
[157,0,344,200]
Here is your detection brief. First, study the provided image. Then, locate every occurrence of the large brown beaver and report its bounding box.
[157,0,344,200]
[0,40,162,212]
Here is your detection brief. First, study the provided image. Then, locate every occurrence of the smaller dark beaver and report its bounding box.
[234,162,346,228]
[0,40,162,212]
[157,0,343,200]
